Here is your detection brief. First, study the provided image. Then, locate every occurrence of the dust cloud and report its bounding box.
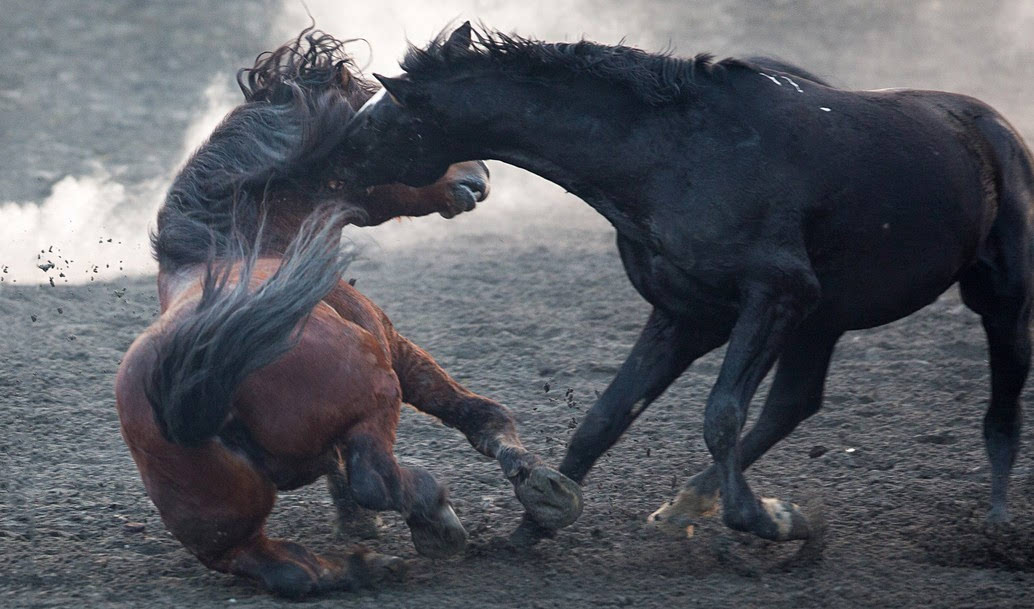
[2,1,1030,283]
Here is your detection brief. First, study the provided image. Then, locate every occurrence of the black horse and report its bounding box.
[337,23,1034,544]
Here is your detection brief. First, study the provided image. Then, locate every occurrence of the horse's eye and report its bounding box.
[327,180,344,191]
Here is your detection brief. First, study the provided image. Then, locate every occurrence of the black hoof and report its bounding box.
[515,466,583,529]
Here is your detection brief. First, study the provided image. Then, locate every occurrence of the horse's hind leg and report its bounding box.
[392,334,582,529]
[344,421,468,558]
[959,231,1032,522]
[649,326,839,536]
[133,441,403,597]
[327,451,382,540]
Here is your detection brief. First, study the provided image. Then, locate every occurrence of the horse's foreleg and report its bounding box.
[559,308,729,485]
[391,334,582,529]
[508,308,729,543]
[345,424,468,558]
[704,282,818,542]
[649,325,839,536]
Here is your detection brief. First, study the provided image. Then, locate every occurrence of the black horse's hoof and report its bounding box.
[758,498,812,541]
[515,466,583,529]
[647,486,720,538]
[408,503,468,558]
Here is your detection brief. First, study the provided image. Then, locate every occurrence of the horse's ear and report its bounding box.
[372,74,416,106]
[444,21,473,55]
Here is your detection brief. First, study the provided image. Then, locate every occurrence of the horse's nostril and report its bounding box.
[463,179,489,202]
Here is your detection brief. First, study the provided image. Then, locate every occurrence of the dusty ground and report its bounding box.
[4,240,1034,608]
[3,1,1034,608]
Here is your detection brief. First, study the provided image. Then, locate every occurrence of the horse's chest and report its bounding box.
[617,237,735,317]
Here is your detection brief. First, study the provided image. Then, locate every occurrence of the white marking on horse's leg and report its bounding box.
[759,72,783,86]
[647,486,720,538]
[781,76,804,93]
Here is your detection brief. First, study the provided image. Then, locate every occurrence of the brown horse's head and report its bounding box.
[237,28,489,225]
[156,28,490,272]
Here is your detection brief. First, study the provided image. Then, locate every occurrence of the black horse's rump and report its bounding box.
[153,28,373,272]
[342,22,1034,544]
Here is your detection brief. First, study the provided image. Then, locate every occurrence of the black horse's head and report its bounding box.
[338,23,485,188]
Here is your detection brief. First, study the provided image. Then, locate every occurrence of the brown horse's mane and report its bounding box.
[401,24,736,106]
[238,27,377,107]
[153,27,373,272]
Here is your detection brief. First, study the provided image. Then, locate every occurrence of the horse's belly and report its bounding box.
[810,231,976,330]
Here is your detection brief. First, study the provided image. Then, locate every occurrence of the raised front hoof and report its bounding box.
[515,466,584,529]
[508,513,558,547]
[647,487,721,538]
[408,503,468,558]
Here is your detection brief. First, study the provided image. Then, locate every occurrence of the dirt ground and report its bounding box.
[3,1,1034,608]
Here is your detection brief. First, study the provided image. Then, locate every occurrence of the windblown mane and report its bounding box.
[401,26,730,106]
[152,28,375,272]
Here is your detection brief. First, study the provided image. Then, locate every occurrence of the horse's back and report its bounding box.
[735,80,1025,329]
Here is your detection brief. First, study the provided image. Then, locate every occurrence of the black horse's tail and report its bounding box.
[145,209,357,446]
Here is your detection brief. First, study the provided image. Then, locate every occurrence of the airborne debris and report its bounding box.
[38,262,54,272]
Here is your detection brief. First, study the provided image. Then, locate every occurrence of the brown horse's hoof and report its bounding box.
[508,512,558,547]
[350,550,408,587]
[408,503,468,558]
[515,466,583,530]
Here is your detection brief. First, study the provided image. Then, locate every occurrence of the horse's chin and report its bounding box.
[438,201,476,219]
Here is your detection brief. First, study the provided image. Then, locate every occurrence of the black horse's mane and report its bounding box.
[401,26,736,106]
[153,28,373,272]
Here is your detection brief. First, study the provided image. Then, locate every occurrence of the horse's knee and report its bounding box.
[347,461,395,512]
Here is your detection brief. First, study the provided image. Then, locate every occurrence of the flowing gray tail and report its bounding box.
[145,208,359,446]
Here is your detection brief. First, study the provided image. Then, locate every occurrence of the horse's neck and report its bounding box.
[457,87,661,227]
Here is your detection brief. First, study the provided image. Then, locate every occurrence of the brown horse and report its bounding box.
[115,30,581,598]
